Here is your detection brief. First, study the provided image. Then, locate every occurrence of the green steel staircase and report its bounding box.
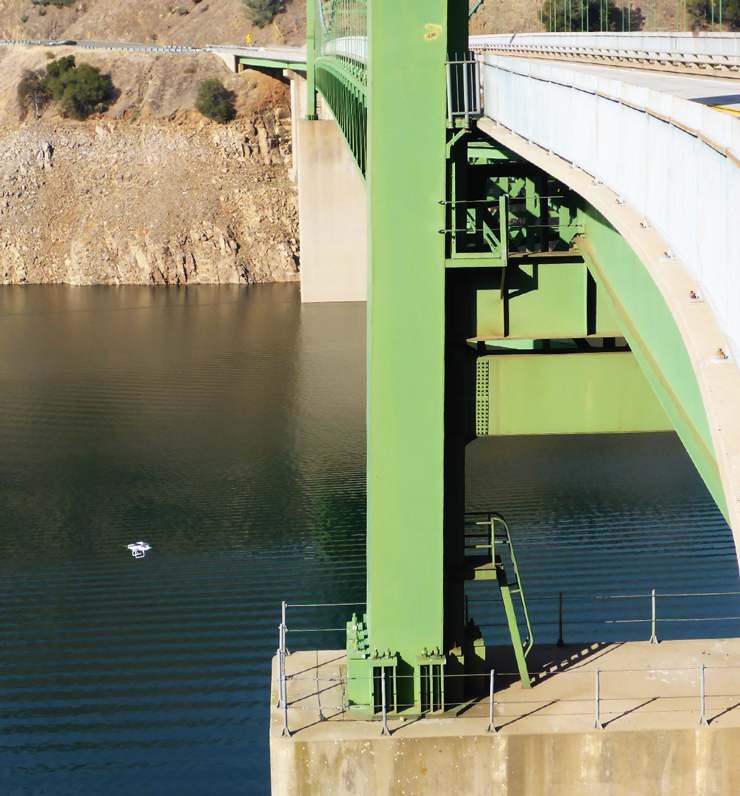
[464,512,533,687]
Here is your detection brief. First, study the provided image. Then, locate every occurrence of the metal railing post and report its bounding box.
[462,54,471,128]
[381,671,390,736]
[557,592,565,647]
[487,669,497,733]
[650,589,659,644]
[276,625,284,708]
[699,663,709,726]
[594,667,603,729]
[279,600,291,736]
[280,662,291,737]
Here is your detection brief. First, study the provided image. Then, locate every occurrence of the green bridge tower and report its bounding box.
[307,0,726,714]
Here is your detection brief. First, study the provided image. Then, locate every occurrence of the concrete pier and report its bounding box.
[270,640,740,795]
[294,118,367,303]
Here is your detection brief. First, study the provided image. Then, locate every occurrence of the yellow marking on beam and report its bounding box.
[711,104,740,116]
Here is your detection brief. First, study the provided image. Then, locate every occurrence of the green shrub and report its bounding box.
[195,78,236,123]
[31,0,74,6]
[241,0,283,28]
[38,7,46,15]
[44,56,116,120]
[17,69,50,118]
[20,13,28,22]
[45,54,75,82]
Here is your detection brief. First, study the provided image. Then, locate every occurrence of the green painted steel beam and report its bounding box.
[353,0,468,709]
[237,57,304,70]
[578,209,727,517]
[476,351,673,436]
[305,0,317,118]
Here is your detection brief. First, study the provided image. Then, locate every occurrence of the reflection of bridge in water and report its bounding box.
[264,3,740,792]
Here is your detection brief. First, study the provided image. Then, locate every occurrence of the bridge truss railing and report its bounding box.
[311,0,368,174]
[446,53,482,128]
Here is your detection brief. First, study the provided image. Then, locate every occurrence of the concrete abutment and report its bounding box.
[287,72,367,303]
[272,729,740,796]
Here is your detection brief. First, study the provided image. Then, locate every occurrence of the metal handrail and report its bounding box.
[472,41,740,80]
[276,658,739,735]
[465,511,535,657]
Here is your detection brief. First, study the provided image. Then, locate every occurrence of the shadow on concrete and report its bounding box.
[485,642,621,691]
[288,652,345,679]
[497,699,559,730]
[707,699,740,725]
[604,696,658,728]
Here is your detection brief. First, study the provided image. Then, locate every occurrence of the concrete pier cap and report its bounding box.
[271,640,740,795]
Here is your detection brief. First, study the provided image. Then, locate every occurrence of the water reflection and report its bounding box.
[0,284,366,796]
[0,284,736,796]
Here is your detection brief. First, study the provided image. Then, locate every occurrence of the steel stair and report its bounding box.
[464,511,533,687]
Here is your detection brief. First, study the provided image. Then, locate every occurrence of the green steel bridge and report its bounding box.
[297,0,740,715]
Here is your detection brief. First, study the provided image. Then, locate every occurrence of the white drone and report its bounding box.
[127,541,152,559]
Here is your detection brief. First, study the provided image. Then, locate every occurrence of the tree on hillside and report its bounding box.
[44,56,116,120]
[689,0,740,29]
[17,69,51,118]
[241,0,283,28]
[45,54,76,82]
[541,0,644,31]
[196,79,237,123]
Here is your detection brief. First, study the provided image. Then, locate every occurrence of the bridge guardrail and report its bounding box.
[446,52,482,128]
[274,591,740,736]
[471,39,740,80]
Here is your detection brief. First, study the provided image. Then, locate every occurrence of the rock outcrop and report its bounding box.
[0,112,299,285]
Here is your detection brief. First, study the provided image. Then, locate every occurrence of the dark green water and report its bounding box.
[0,283,737,796]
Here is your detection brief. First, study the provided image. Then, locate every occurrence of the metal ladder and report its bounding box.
[464,511,533,687]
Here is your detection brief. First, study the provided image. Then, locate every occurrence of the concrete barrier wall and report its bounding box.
[481,54,740,356]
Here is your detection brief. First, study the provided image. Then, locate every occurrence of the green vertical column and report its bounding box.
[306,0,317,119]
[362,0,464,707]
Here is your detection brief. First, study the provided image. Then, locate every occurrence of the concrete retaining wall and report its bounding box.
[271,727,740,796]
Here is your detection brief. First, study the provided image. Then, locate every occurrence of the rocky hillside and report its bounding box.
[0,0,698,46]
[0,0,307,48]
[0,0,306,286]
[0,42,299,285]
[0,0,703,287]
[0,112,298,285]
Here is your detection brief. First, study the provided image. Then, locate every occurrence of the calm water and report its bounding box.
[0,283,737,796]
